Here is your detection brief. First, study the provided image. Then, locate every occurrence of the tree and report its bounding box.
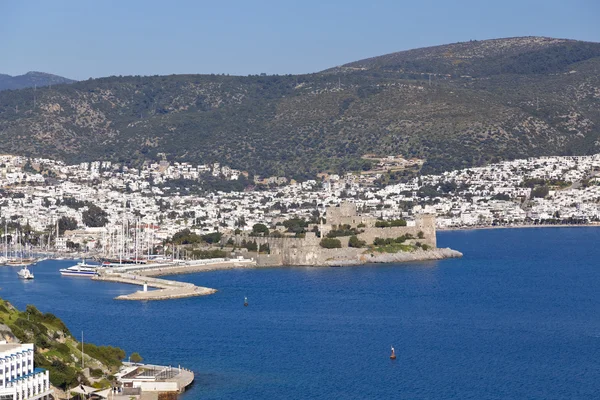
[348,235,366,248]
[58,216,77,234]
[82,204,109,227]
[171,229,202,245]
[129,352,143,364]
[252,223,269,236]
[201,232,222,244]
[66,241,80,251]
[531,186,550,198]
[282,218,308,234]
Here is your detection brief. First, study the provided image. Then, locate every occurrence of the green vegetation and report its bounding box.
[251,223,269,236]
[319,238,342,249]
[373,234,413,246]
[190,249,228,259]
[168,229,223,245]
[129,352,143,364]
[375,219,407,228]
[281,218,309,235]
[82,203,109,227]
[373,242,414,253]
[170,229,202,245]
[348,235,366,248]
[326,224,363,238]
[201,232,222,244]
[0,299,126,390]
[531,186,550,198]
[58,216,78,234]
[521,178,569,188]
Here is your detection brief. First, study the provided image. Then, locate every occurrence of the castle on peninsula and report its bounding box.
[233,202,437,266]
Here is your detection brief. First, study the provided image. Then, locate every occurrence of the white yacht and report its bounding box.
[59,260,99,277]
[17,266,34,280]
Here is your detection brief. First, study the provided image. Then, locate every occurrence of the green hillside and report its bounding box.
[0,37,599,178]
[0,298,125,391]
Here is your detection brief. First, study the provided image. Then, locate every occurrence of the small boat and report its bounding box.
[244,296,248,307]
[59,260,99,277]
[390,346,396,360]
[17,266,34,280]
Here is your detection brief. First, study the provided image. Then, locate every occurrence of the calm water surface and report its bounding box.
[0,228,599,399]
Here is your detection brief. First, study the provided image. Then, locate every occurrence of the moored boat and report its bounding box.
[17,266,34,279]
[6,257,36,267]
[59,260,99,277]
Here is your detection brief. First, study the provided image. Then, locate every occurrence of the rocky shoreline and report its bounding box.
[324,247,463,266]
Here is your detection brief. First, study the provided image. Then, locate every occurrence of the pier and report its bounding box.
[110,257,257,276]
[92,257,256,300]
[115,362,194,398]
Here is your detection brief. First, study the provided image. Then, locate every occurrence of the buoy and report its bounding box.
[390,346,396,360]
[244,296,248,307]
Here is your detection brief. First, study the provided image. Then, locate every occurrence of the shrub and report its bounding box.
[82,343,125,369]
[55,343,71,357]
[320,238,342,248]
[348,235,366,248]
[375,219,407,228]
[90,368,104,378]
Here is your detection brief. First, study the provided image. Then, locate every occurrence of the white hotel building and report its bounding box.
[0,342,52,400]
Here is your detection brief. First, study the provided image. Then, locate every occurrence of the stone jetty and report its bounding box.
[92,258,256,300]
[93,272,217,301]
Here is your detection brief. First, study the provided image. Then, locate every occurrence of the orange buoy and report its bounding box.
[390,346,396,360]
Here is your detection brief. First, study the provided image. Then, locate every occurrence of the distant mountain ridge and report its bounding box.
[0,36,599,179]
[0,71,75,91]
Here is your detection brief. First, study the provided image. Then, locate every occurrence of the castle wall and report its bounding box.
[357,226,436,248]
[231,210,437,266]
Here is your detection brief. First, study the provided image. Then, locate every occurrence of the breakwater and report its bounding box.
[93,272,217,300]
[92,258,257,300]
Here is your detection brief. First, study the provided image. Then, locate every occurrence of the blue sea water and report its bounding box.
[0,228,599,399]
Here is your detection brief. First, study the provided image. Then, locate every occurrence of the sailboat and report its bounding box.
[6,229,35,267]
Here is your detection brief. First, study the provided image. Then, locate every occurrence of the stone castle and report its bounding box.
[234,202,437,266]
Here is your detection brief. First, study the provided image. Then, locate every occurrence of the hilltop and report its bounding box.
[0,37,599,179]
[0,71,75,91]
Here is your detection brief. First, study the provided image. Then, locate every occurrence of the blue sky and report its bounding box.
[1,0,598,80]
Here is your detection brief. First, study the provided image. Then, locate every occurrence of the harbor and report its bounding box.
[92,257,255,300]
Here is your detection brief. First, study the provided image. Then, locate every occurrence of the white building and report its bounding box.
[0,342,53,400]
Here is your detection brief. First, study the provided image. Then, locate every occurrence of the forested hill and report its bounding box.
[0,36,599,179]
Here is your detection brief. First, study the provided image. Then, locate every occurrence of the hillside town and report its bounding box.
[1,153,600,252]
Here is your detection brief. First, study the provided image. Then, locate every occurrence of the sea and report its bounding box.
[0,227,599,399]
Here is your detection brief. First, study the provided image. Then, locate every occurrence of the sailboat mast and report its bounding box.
[81,331,84,369]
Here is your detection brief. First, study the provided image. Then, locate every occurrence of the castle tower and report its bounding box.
[415,214,437,248]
